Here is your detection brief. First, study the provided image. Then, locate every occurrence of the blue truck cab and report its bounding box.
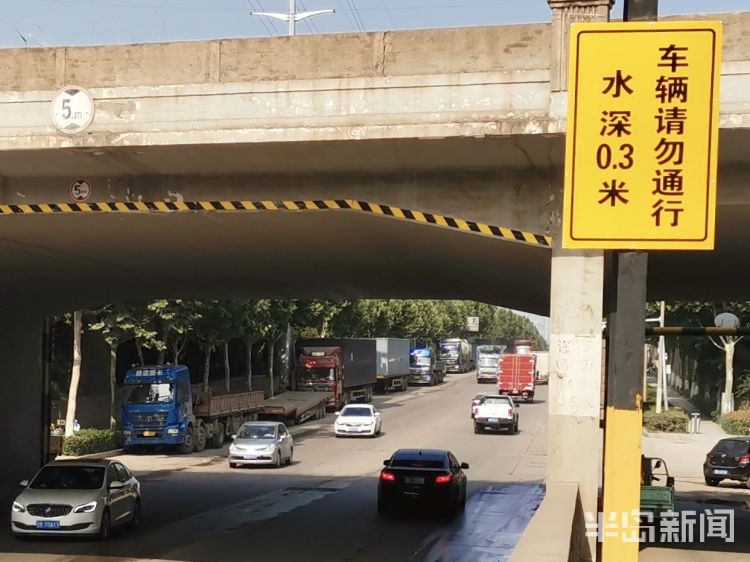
[121,365,194,452]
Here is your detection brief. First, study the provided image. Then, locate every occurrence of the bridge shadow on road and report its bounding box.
[0,473,544,562]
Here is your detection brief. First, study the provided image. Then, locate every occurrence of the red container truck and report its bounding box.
[496,340,536,403]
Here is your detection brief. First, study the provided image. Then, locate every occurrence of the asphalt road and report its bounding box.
[1,372,549,562]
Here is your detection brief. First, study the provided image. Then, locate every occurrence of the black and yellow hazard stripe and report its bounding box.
[0,199,551,248]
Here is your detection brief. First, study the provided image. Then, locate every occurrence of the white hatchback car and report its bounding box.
[334,404,382,437]
[11,459,141,539]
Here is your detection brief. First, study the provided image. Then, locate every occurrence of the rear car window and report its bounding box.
[392,458,446,469]
[483,397,511,405]
[712,440,750,456]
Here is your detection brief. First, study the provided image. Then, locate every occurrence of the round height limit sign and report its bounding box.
[51,86,95,134]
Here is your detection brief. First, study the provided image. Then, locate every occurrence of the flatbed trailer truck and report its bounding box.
[122,365,264,453]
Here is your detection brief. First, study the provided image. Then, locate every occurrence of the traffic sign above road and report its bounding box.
[51,86,95,135]
[69,178,92,202]
[562,21,722,250]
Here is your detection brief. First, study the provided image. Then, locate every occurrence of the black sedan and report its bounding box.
[703,437,750,487]
[377,449,468,516]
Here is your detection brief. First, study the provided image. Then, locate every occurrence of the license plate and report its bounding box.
[143,431,156,437]
[36,520,60,530]
[714,469,729,475]
[488,418,499,423]
[404,477,424,485]
[244,455,258,460]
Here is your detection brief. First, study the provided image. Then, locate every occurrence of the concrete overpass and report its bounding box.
[1,4,750,559]
[0,11,748,315]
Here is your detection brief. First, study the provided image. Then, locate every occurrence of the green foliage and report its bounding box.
[719,410,750,436]
[644,409,689,433]
[62,428,123,456]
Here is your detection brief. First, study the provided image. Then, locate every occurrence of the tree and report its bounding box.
[652,301,750,415]
[261,300,297,397]
[89,305,135,429]
[64,310,84,438]
[191,301,227,392]
[294,300,349,338]
[239,300,271,390]
[147,300,201,364]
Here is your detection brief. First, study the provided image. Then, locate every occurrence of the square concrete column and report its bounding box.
[549,0,614,92]
[547,2,612,559]
[0,310,44,497]
[547,242,604,561]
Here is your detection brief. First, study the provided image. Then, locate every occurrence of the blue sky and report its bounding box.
[3,0,748,48]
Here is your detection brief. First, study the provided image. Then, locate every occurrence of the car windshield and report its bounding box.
[478,346,504,354]
[30,466,105,490]
[392,458,446,469]
[439,344,458,357]
[298,367,335,383]
[411,355,431,366]
[124,382,174,404]
[341,407,372,417]
[483,397,511,406]
[712,440,749,455]
[238,425,277,439]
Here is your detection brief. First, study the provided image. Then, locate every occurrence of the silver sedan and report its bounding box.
[228,421,294,468]
[11,459,141,539]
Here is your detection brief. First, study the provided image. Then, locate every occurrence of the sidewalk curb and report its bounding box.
[56,448,124,461]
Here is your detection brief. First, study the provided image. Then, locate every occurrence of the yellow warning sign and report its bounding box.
[562,21,722,250]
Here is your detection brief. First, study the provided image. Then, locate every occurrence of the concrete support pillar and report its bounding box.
[549,0,614,92]
[546,2,612,558]
[0,310,44,497]
[547,242,604,561]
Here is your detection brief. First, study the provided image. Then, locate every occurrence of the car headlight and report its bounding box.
[365,420,376,425]
[230,445,243,453]
[73,501,98,514]
[167,428,179,435]
[263,444,276,453]
[12,501,25,513]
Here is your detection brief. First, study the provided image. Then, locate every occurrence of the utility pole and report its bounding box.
[251,0,334,36]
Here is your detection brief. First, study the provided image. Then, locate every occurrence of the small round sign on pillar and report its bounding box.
[69,178,92,203]
[51,86,95,135]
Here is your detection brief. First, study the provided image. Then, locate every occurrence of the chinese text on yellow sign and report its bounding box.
[562,22,722,250]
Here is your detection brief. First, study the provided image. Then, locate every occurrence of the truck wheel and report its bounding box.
[194,424,207,453]
[209,422,225,449]
[178,426,195,454]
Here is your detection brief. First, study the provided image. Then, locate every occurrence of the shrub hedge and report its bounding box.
[644,409,689,433]
[62,428,123,456]
[719,410,750,436]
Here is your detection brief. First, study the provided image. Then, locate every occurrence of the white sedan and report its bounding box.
[334,405,382,437]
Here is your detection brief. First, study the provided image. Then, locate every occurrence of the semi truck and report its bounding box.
[438,338,473,373]
[408,347,446,386]
[294,338,378,410]
[374,338,410,393]
[497,341,537,402]
[476,344,506,383]
[121,365,264,454]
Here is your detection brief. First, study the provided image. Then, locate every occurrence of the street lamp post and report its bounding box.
[251,0,334,36]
